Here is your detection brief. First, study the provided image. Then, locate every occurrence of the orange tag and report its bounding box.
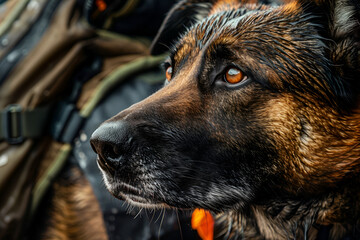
[191,208,214,240]
[95,0,107,12]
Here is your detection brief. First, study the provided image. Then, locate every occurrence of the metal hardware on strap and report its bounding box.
[0,104,50,144]
[1,104,24,144]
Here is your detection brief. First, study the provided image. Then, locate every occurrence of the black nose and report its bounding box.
[90,121,131,172]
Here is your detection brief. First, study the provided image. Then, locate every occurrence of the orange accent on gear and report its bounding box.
[191,208,214,240]
[96,0,107,12]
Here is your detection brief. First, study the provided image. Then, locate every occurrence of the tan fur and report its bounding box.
[41,167,108,240]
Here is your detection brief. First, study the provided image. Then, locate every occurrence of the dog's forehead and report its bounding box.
[173,6,264,60]
[172,2,317,63]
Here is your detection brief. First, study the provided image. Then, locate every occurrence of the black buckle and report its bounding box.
[2,104,24,144]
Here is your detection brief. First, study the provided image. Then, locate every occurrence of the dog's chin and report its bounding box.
[117,192,170,209]
[107,180,168,209]
[98,165,169,209]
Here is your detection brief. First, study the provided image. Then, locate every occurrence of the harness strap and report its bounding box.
[0,104,50,144]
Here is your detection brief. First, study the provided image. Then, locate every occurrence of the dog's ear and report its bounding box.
[300,0,360,106]
[150,0,216,55]
[302,0,360,39]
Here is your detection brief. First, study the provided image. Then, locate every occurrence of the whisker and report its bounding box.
[149,208,156,223]
[176,209,184,240]
[158,207,166,240]
[134,208,143,219]
[155,207,165,223]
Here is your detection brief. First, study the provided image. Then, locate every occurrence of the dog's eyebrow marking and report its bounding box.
[173,41,194,68]
[170,4,270,71]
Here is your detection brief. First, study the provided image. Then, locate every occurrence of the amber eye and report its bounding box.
[224,67,245,84]
[165,66,173,81]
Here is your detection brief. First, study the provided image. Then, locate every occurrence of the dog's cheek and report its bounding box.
[189,87,280,198]
[259,93,320,194]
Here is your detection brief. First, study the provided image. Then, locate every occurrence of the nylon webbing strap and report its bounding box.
[0,104,50,144]
[0,0,30,37]
[103,0,140,28]
[30,143,72,218]
[80,54,167,117]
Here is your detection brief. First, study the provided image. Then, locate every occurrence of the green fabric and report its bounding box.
[30,143,72,218]
[0,0,29,37]
[95,29,152,47]
[80,54,166,117]
[103,0,140,29]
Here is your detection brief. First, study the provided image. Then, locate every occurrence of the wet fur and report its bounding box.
[91,0,360,239]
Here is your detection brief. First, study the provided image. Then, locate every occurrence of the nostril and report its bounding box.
[90,136,121,159]
[90,140,98,154]
[102,143,119,160]
[90,138,119,173]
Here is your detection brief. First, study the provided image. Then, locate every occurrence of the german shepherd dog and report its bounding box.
[90,0,360,239]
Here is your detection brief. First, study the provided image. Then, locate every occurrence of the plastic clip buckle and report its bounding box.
[2,104,24,144]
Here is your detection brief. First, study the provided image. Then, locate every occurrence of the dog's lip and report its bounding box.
[116,182,142,196]
[114,183,167,207]
[97,159,168,208]
[97,156,115,175]
[121,193,150,204]
[119,192,170,208]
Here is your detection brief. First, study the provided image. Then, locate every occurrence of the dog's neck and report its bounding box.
[214,101,360,240]
[279,103,360,197]
[215,188,360,239]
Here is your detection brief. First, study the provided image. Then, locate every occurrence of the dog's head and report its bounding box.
[90,0,360,212]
